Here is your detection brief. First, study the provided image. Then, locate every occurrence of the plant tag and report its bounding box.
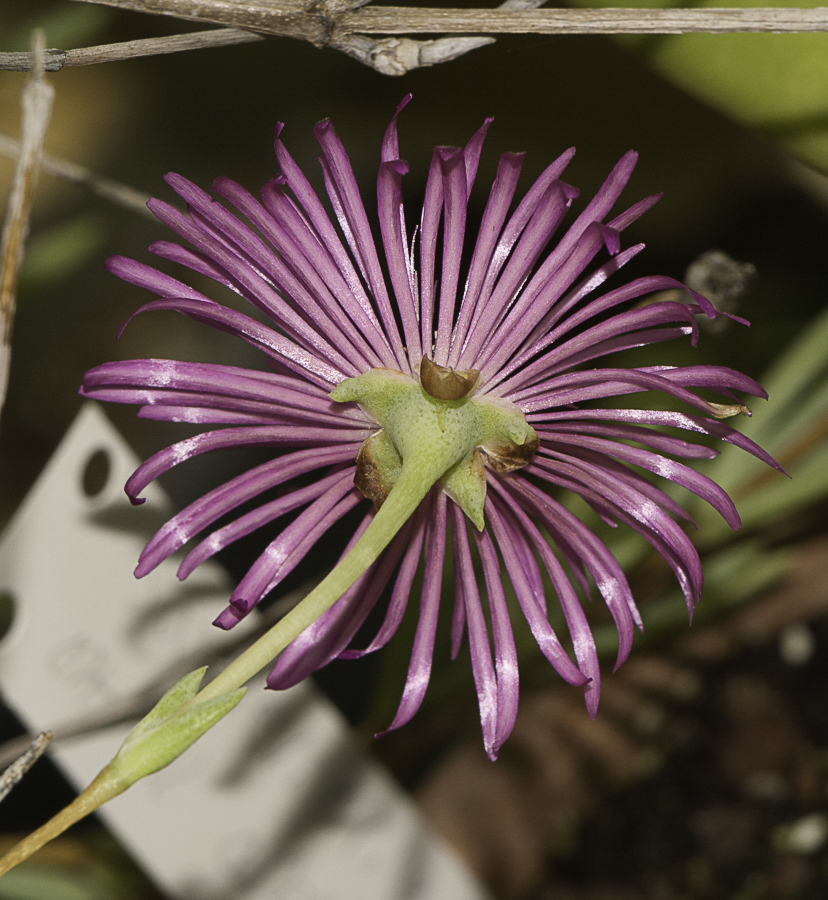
[0,403,487,900]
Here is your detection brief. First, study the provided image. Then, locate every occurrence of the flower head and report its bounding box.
[83,96,777,759]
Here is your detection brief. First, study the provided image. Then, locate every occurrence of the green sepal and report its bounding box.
[112,669,245,784]
[440,449,487,530]
[121,667,207,748]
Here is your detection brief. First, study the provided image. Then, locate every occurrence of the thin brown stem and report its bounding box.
[3,7,828,75]
[0,31,54,422]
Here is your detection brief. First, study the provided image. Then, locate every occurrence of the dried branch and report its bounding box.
[71,0,828,37]
[0,31,54,422]
[2,4,828,76]
[0,733,52,804]
[0,134,154,218]
[0,26,265,71]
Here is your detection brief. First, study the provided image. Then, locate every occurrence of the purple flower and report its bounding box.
[83,96,776,759]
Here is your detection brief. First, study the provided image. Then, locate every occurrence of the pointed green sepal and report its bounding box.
[441,449,487,530]
[121,667,207,748]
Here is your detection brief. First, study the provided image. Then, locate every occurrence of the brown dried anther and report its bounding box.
[354,430,402,509]
[419,356,480,401]
[481,433,540,473]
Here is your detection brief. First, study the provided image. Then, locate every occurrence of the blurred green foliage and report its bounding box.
[573,0,828,173]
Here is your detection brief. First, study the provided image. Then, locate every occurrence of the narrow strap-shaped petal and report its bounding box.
[505,475,641,667]
[488,478,601,717]
[467,151,638,374]
[607,193,662,231]
[536,420,718,460]
[434,147,468,364]
[477,219,620,378]
[529,243,646,340]
[176,466,356,580]
[213,489,363,631]
[212,176,384,370]
[419,148,443,355]
[450,504,497,756]
[106,254,213,302]
[266,512,416,687]
[531,453,704,601]
[148,195,361,378]
[230,475,363,614]
[475,525,519,756]
[123,297,345,389]
[448,152,524,366]
[149,240,238,292]
[134,407,285,426]
[339,503,428,660]
[516,366,750,418]
[537,438,696,525]
[380,93,412,162]
[273,127,389,351]
[458,181,574,368]
[486,496,586,685]
[259,180,397,368]
[510,303,702,395]
[315,119,408,371]
[377,159,422,367]
[637,364,767,399]
[87,386,354,429]
[539,431,739,527]
[83,358,363,415]
[380,491,448,734]
[527,458,700,615]
[455,152,578,370]
[494,275,710,395]
[124,423,369,505]
[449,505,468,660]
[462,117,493,200]
[132,444,358,575]
[530,407,781,471]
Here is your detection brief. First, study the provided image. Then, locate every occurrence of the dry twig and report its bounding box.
[0,733,52,805]
[0,31,54,422]
[2,3,827,75]
[0,134,153,218]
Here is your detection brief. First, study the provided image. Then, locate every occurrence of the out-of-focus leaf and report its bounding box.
[0,4,114,52]
[688,300,828,541]
[571,0,828,173]
[18,215,105,292]
[0,862,121,900]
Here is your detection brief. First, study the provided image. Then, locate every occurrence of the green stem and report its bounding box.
[0,766,126,876]
[194,446,456,704]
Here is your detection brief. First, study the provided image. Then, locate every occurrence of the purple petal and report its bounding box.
[339,504,428,659]
[488,478,601,717]
[315,119,408,371]
[537,430,739,527]
[449,152,524,366]
[475,525,519,756]
[124,424,368,506]
[267,511,415,687]
[231,477,364,614]
[450,504,497,756]
[379,491,448,734]
[377,159,422,367]
[487,497,587,686]
[434,147,468,364]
